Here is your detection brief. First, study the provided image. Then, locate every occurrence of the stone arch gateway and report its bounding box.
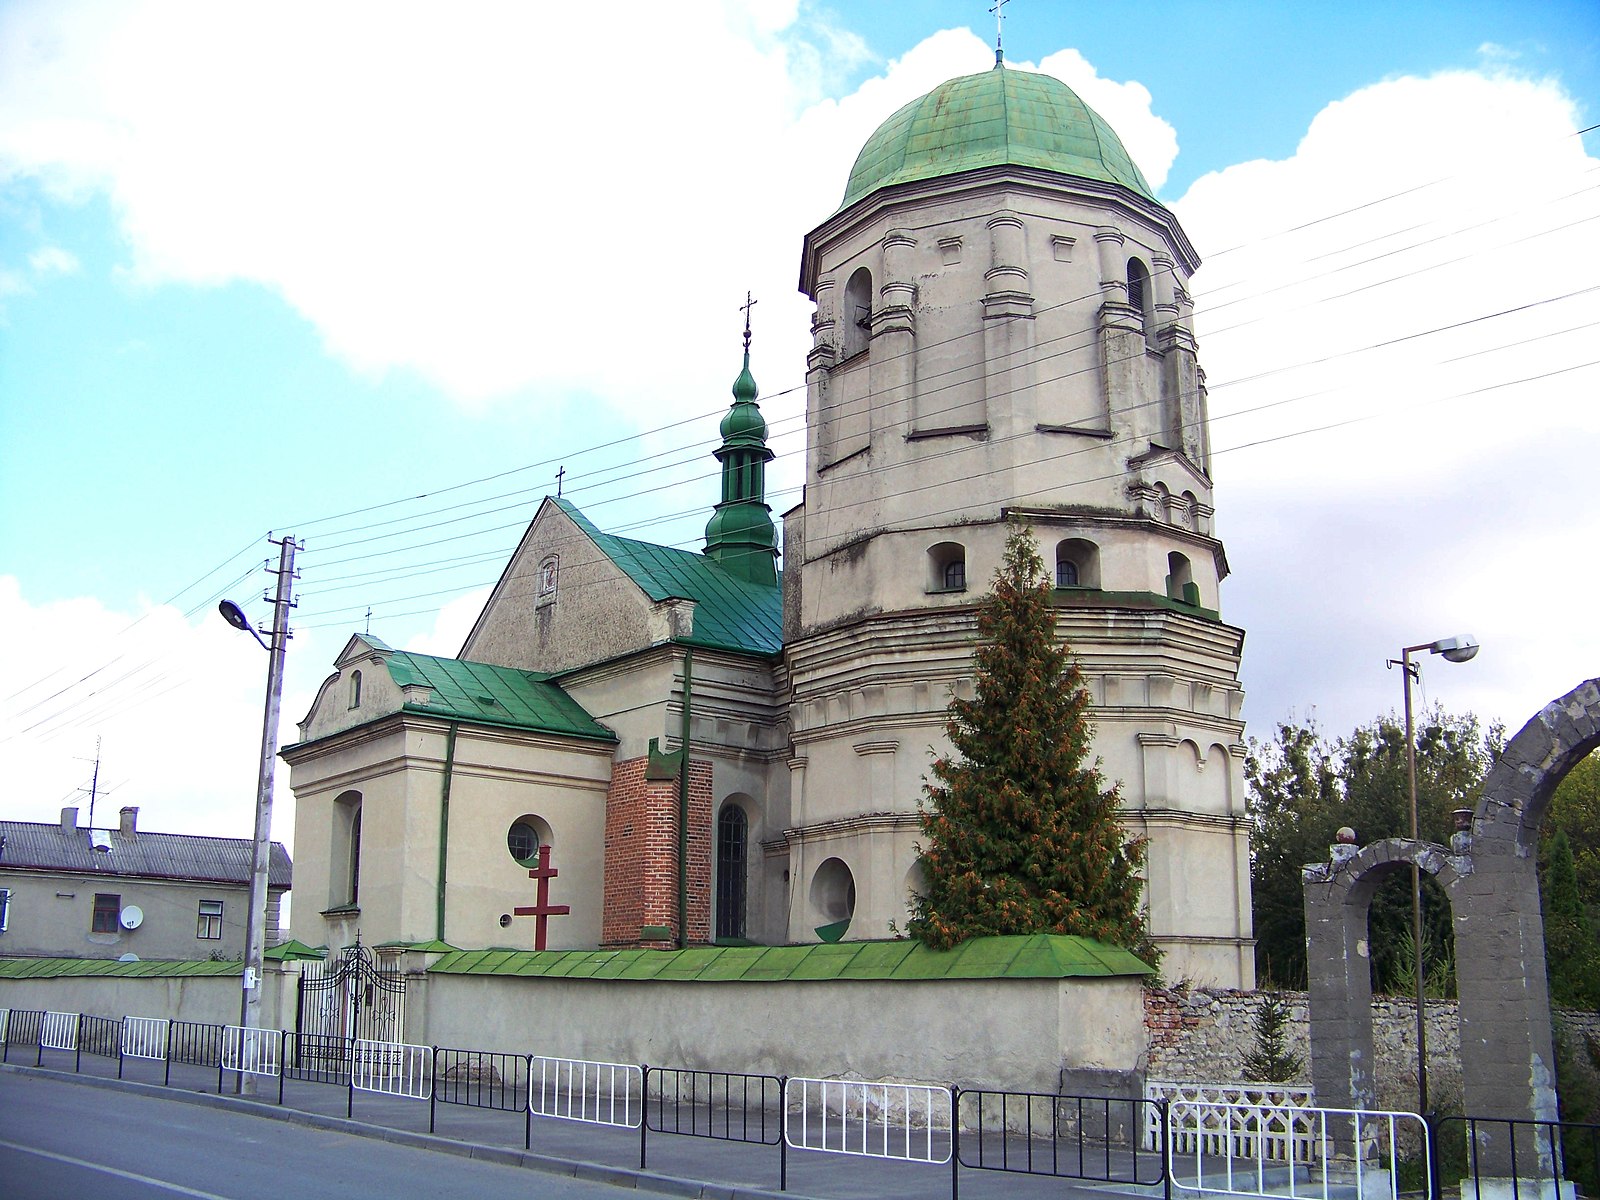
[1304,677,1600,1130]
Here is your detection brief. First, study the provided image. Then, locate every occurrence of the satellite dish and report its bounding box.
[118,953,140,962]
[119,905,144,930]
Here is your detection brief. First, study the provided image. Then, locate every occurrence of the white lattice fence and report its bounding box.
[1146,1081,1317,1161]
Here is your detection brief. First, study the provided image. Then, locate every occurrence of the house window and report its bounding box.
[928,542,967,593]
[1054,539,1100,589]
[1127,257,1152,328]
[716,804,748,941]
[841,266,873,360]
[92,893,121,933]
[332,791,362,908]
[349,669,362,709]
[507,819,541,867]
[197,900,223,940]
[0,888,10,933]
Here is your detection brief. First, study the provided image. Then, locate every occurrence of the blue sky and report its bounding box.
[2,0,1597,844]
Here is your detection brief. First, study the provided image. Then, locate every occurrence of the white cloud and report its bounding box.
[0,575,327,846]
[0,8,1173,422]
[27,243,77,274]
[1173,69,1600,736]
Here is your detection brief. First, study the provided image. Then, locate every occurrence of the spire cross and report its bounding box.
[739,290,757,352]
[990,0,1008,65]
[555,465,565,497]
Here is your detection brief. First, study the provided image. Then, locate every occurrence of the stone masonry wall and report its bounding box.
[601,756,712,948]
[1146,987,1600,1113]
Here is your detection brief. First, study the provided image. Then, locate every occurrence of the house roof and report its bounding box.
[0,820,291,889]
[384,651,618,743]
[555,497,783,657]
[428,934,1152,982]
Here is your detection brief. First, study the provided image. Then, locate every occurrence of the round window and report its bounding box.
[507,820,541,866]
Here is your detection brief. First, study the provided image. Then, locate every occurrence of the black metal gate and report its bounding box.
[296,941,406,1044]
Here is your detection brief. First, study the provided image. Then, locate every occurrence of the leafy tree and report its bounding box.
[1542,828,1600,1009]
[1246,708,1501,991]
[1546,751,1600,908]
[909,522,1149,957]
[1242,995,1304,1083]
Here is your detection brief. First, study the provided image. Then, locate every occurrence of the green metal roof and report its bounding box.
[427,934,1152,982]
[842,66,1156,210]
[0,957,243,979]
[385,651,617,743]
[555,498,782,657]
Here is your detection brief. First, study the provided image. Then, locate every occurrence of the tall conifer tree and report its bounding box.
[908,522,1150,955]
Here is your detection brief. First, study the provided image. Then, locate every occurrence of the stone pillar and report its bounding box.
[873,230,918,443]
[1303,841,1378,1114]
[807,274,837,476]
[982,212,1034,433]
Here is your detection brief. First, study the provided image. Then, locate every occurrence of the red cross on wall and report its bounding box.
[512,844,570,951]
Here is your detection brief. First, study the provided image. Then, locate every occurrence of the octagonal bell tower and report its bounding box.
[780,65,1252,987]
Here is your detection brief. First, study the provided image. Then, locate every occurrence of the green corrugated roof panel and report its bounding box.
[425,935,1150,982]
[385,652,616,742]
[838,940,919,978]
[555,498,782,658]
[842,67,1157,211]
[699,946,770,980]
[788,943,865,981]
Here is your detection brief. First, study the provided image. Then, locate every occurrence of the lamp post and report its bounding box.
[1388,633,1479,1118]
[219,535,297,1080]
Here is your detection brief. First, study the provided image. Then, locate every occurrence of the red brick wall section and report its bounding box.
[602,756,712,948]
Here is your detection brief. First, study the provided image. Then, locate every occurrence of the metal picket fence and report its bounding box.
[13,1006,1594,1200]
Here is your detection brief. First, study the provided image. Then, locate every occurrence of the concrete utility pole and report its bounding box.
[221,535,298,1077]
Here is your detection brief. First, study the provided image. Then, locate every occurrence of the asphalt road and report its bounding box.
[0,1070,656,1200]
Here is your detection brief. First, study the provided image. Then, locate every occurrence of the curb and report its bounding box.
[0,1062,794,1200]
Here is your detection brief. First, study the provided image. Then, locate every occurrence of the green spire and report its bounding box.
[704,295,777,588]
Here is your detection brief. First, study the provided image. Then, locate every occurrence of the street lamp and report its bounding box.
[1388,633,1479,1117]
[219,536,297,1086]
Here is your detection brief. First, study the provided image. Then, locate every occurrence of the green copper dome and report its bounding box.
[841,67,1156,210]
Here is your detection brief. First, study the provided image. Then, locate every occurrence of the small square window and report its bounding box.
[197,899,223,940]
[92,893,121,933]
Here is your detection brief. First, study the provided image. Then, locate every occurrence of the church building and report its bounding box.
[284,62,1254,988]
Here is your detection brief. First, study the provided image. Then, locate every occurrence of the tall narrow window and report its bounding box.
[841,266,873,360]
[92,893,121,933]
[349,669,362,709]
[1127,258,1152,329]
[0,888,11,933]
[197,900,223,939]
[332,791,363,908]
[348,809,362,905]
[715,804,748,941]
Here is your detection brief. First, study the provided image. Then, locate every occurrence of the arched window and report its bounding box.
[1127,258,1152,329]
[349,669,362,709]
[1167,551,1198,605]
[348,809,361,905]
[928,542,967,593]
[715,804,748,941]
[1054,539,1101,589]
[841,266,873,360]
[332,791,362,908]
